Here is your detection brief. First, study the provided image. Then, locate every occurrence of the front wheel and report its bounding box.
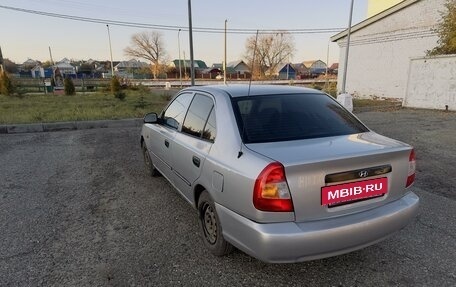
[198,191,233,256]
[142,143,159,177]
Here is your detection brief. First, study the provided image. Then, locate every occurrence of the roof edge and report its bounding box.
[330,0,421,42]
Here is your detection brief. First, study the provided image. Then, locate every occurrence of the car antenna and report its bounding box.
[238,30,259,159]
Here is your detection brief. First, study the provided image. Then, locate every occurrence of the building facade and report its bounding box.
[331,0,446,99]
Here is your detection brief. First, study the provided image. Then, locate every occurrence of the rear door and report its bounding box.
[171,93,217,201]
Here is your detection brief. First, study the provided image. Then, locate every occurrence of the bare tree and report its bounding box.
[245,32,295,79]
[124,31,167,78]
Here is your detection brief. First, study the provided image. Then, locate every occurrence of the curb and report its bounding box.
[0,118,143,135]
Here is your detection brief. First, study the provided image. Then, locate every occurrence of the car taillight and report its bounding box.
[253,162,294,212]
[406,149,416,188]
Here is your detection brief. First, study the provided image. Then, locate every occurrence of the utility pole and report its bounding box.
[183,51,187,79]
[106,24,114,77]
[48,46,55,93]
[188,0,195,86]
[48,46,55,66]
[341,0,355,94]
[178,29,182,88]
[224,19,227,85]
[0,46,4,73]
[325,41,330,90]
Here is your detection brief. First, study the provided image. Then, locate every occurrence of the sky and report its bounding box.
[0,0,369,66]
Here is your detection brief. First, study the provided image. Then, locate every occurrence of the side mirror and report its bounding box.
[144,112,158,124]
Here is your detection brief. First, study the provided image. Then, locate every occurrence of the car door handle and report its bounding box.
[164,140,169,148]
[192,156,200,167]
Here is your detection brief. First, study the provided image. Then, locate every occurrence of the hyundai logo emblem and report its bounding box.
[359,170,369,178]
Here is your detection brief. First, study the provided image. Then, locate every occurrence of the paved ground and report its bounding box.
[0,108,455,286]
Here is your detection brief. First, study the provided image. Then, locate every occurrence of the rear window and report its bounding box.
[232,93,368,143]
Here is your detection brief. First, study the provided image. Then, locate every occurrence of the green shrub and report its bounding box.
[134,95,146,109]
[64,77,76,95]
[114,91,126,101]
[111,76,121,93]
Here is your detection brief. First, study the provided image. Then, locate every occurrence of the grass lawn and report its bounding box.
[0,87,401,125]
[0,88,175,124]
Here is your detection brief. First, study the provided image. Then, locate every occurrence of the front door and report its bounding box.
[171,93,217,201]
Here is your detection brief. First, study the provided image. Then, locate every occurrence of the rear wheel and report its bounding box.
[198,191,233,256]
[142,143,159,177]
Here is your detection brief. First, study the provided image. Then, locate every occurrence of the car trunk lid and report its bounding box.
[246,132,413,222]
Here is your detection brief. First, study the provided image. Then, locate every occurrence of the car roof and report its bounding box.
[182,84,323,98]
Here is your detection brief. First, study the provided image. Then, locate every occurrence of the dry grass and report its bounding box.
[0,88,174,124]
[0,86,404,124]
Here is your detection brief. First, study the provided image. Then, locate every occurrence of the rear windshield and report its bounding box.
[232,93,368,143]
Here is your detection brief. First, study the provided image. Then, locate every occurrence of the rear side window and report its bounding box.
[232,93,368,143]
[202,108,216,142]
[182,94,215,141]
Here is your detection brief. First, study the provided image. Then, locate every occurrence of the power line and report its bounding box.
[0,4,344,35]
[338,28,437,46]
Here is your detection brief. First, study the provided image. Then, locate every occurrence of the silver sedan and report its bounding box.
[140,85,419,263]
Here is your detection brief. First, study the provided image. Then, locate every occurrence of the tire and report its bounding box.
[142,143,159,177]
[198,191,233,256]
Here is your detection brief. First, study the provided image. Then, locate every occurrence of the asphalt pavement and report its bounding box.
[0,109,455,286]
[0,118,142,134]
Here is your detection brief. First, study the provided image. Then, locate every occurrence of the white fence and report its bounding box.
[130,78,336,87]
[404,55,456,111]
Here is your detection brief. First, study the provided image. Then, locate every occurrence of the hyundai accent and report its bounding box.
[140,85,419,263]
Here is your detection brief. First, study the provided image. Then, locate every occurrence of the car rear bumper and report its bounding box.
[216,192,419,263]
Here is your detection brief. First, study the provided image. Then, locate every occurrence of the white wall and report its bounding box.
[404,55,456,111]
[336,0,446,99]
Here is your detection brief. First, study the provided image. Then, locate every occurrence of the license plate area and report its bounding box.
[321,177,388,207]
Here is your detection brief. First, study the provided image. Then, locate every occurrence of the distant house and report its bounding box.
[278,63,311,79]
[54,58,76,76]
[211,63,223,69]
[278,64,297,80]
[226,60,250,74]
[329,63,339,74]
[194,60,208,70]
[20,58,40,71]
[172,59,208,72]
[303,60,327,75]
[292,63,309,74]
[76,61,95,76]
[31,65,42,78]
[209,63,233,74]
[111,59,149,79]
[87,59,111,73]
[30,65,52,78]
[114,59,149,72]
[95,60,119,76]
[201,68,222,75]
